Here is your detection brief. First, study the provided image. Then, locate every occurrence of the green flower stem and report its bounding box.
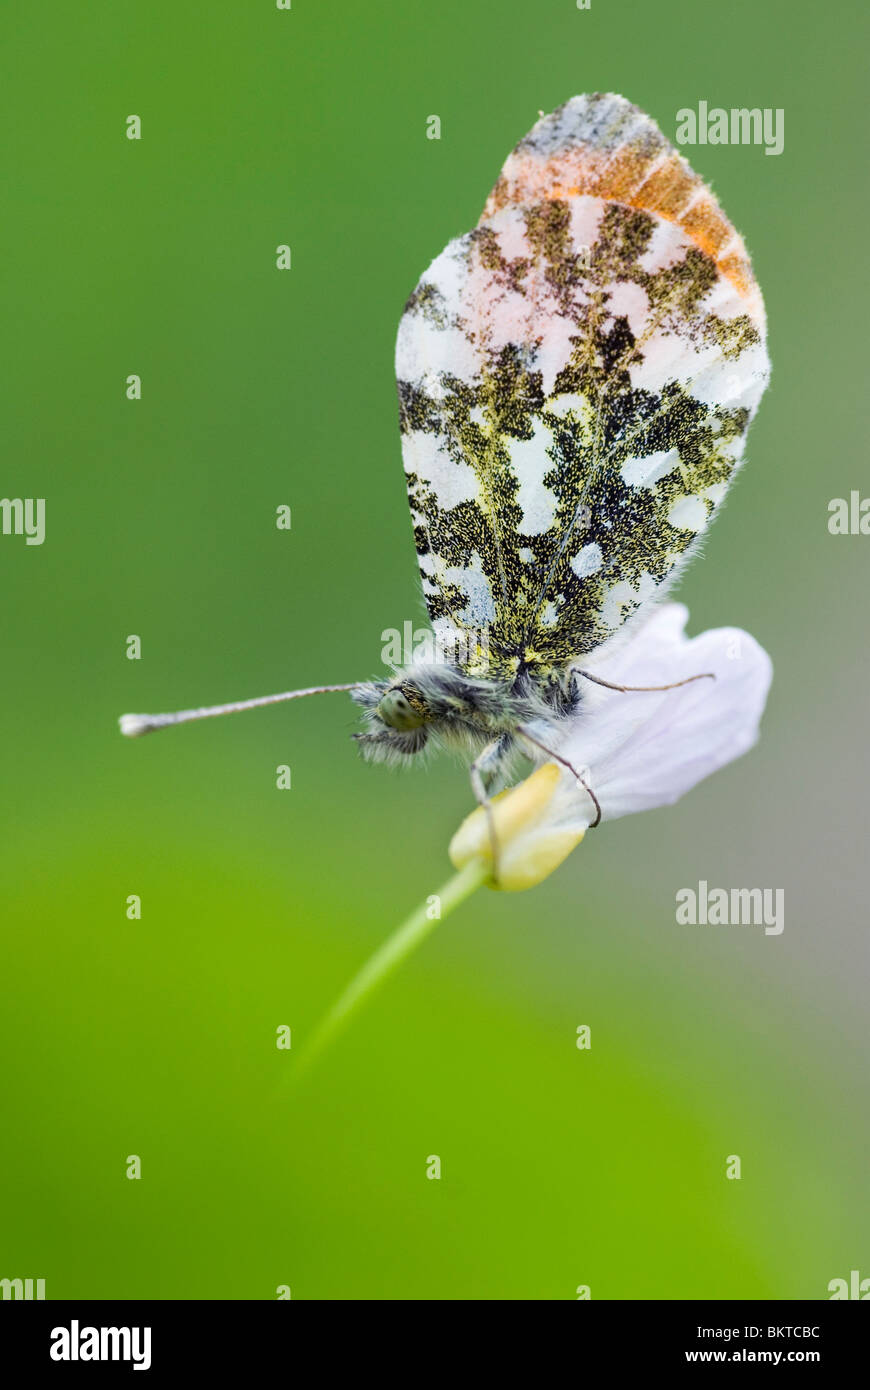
[290,857,489,1086]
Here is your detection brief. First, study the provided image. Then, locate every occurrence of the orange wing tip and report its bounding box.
[482,93,763,314]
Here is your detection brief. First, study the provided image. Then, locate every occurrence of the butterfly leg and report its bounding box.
[469,737,510,884]
[516,725,602,829]
[572,668,714,694]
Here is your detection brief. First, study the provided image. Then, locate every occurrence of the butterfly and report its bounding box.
[121,94,769,836]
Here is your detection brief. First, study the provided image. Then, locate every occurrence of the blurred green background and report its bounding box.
[2,0,867,1300]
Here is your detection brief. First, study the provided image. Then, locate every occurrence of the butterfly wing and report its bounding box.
[395,94,770,682]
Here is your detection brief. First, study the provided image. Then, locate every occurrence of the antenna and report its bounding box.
[119,683,358,738]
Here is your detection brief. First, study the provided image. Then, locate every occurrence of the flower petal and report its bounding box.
[554,604,773,823]
[446,605,772,892]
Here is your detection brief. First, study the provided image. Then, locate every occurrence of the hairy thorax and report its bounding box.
[351,661,579,772]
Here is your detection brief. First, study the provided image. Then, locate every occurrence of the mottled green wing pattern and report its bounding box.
[396,95,769,682]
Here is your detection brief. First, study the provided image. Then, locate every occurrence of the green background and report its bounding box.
[2,0,867,1300]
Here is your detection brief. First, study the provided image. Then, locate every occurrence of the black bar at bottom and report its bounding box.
[0,1298,866,1373]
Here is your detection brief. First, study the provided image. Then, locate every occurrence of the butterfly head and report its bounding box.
[376,681,430,731]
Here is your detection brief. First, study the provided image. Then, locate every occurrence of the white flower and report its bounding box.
[449,603,773,890]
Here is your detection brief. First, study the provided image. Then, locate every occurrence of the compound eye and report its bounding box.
[376,688,426,731]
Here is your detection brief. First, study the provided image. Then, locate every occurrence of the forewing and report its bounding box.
[396,94,769,681]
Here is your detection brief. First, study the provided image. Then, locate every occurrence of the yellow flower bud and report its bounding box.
[448,762,585,891]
